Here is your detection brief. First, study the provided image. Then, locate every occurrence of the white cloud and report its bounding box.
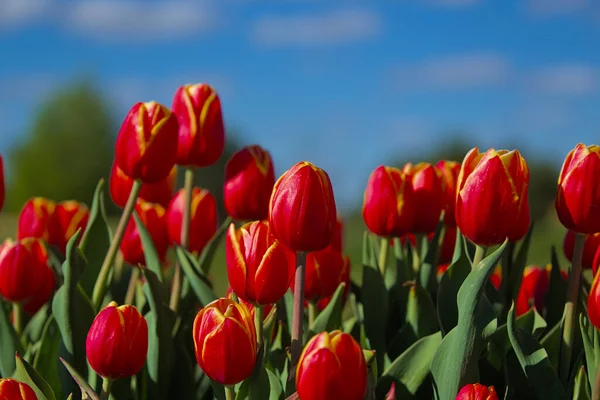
[251,9,382,47]
[526,0,590,16]
[528,64,599,95]
[0,0,50,26]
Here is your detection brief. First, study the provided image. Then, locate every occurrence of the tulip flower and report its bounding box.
[403,162,445,234]
[269,161,337,252]
[436,160,461,226]
[296,330,367,400]
[167,187,217,254]
[587,269,600,330]
[110,162,176,208]
[120,200,169,266]
[556,144,600,234]
[17,197,56,242]
[316,253,350,311]
[23,267,56,315]
[226,221,293,305]
[47,201,89,253]
[225,287,274,320]
[363,166,415,237]
[224,145,275,221]
[563,231,600,270]
[456,383,498,400]
[0,379,37,400]
[115,101,179,184]
[0,155,4,213]
[329,217,344,253]
[515,265,566,316]
[86,302,148,379]
[193,298,256,385]
[172,83,225,167]
[291,247,349,302]
[456,148,530,246]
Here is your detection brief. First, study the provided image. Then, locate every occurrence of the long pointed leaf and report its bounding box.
[59,357,99,400]
[14,353,56,400]
[0,300,23,377]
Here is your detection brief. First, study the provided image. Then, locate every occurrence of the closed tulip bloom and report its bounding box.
[0,155,4,212]
[363,166,415,237]
[593,246,600,276]
[329,217,344,253]
[17,197,56,242]
[0,379,37,400]
[563,231,600,270]
[47,201,89,253]
[115,101,179,183]
[225,287,274,320]
[588,269,600,329]
[23,265,56,315]
[86,302,148,379]
[110,162,176,208]
[292,248,350,302]
[456,148,530,246]
[296,330,367,400]
[167,188,217,254]
[224,145,275,221]
[515,265,566,316]
[172,84,225,167]
[120,200,169,266]
[556,144,600,234]
[316,253,350,311]
[403,162,445,234]
[436,160,461,226]
[193,298,256,385]
[456,383,498,400]
[269,161,337,252]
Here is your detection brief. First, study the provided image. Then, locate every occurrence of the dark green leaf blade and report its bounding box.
[309,282,346,337]
[14,353,56,400]
[0,300,23,377]
[59,357,99,400]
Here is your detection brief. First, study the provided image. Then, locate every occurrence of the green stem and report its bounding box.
[124,268,140,305]
[170,168,194,313]
[225,386,235,400]
[12,303,23,337]
[290,252,307,382]
[92,180,142,310]
[255,305,264,348]
[560,232,585,381]
[472,245,487,269]
[308,302,318,329]
[412,234,424,272]
[378,238,388,277]
[100,377,113,400]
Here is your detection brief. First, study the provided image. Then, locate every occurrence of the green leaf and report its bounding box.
[79,179,113,296]
[541,321,563,371]
[405,282,439,339]
[23,305,51,345]
[506,303,566,400]
[573,365,591,400]
[309,283,345,337]
[14,353,56,400]
[490,307,547,353]
[393,236,413,283]
[33,317,63,398]
[175,247,217,308]
[0,300,23,377]
[376,331,442,398]
[431,241,507,400]
[133,213,164,283]
[508,225,534,303]
[59,357,99,400]
[198,216,232,274]
[546,246,568,329]
[418,220,444,296]
[580,314,600,393]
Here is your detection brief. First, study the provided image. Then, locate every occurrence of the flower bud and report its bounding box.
[329,217,344,253]
[515,265,566,316]
[0,155,4,213]
[563,231,600,271]
[556,144,600,234]
[167,188,217,255]
[17,197,56,242]
[588,269,600,330]
[23,266,56,315]
[115,101,179,183]
[456,383,498,400]
[172,84,225,167]
[120,200,168,266]
[292,248,349,302]
[110,162,176,208]
[362,166,415,237]
[456,148,530,246]
[403,162,445,234]
[296,330,367,400]
[47,201,89,253]
[269,161,337,252]
[436,160,461,226]
[86,302,148,379]
[0,378,37,400]
[193,298,256,385]
[224,145,275,221]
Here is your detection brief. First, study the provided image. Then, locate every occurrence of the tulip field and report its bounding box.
[1,82,600,400]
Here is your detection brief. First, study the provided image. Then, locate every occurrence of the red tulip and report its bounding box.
[563,231,600,270]
[0,155,4,213]
[515,265,566,316]
[86,302,148,379]
[269,161,337,252]
[363,166,415,237]
[167,188,217,254]
[436,160,461,227]
[316,252,350,311]
[172,84,225,167]
[593,246,600,276]
[47,201,89,253]
[456,383,498,400]
[490,265,502,290]
[226,221,293,305]
[120,200,168,266]
[110,162,176,208]
[403,162,445,234]
[0,378,37,400]
[115,101,179,183]
[456,148,530,246]
[225,287,274,320]
[193,298,256,385]
[292,248,350,302]
[17,197,56,243]
[296,330,367,400]
[556,144,600,234]
[588,268,600,330]
[327,217,344,253]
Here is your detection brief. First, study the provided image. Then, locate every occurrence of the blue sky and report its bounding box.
[1,0,599,211]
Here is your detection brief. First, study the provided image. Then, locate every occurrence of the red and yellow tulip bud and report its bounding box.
[436,160,461,227]
[456,383,498,400]
[438,225,458,265]
[86,302,148,379]
[110,162,176,208]
[0,155,4,213]
[363,166,415,238]
[0,378,38,400]
[225,287,274,320]
[403,162,445,234]
[563,231,600,271]
[115,101,179,183]
[17,197,56,242]
[193,298,256,385]
[316,252,350,311]
[556,144,600,234]
[0,238,52,304]
[296,330,367,400]
[224,145,275,221]
[172,84,225,167]
[587,269,600,330]
[226,221,293,305]
[516,265,566,316]
[47,201,89,253]
[167,187,217,255]
[292,248,350,302]
[120,200,168,266]
[456,148,530,246]
[269,161,337,252]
